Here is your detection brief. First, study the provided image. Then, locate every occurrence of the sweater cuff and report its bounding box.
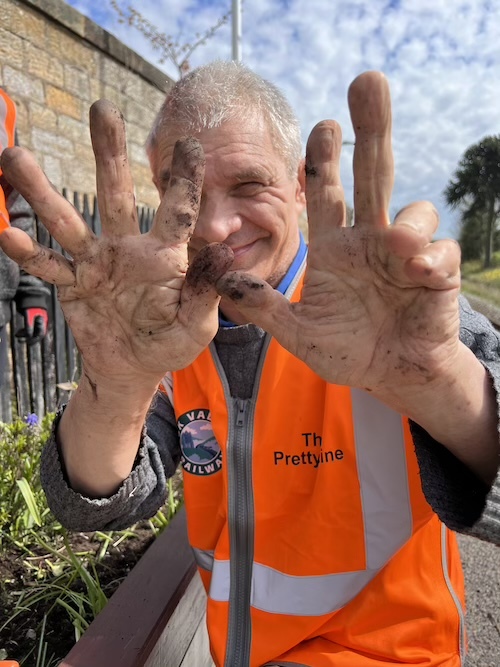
[40,407,166,532]
[460,475,500,543]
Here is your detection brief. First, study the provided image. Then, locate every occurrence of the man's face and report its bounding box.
[153,116,305,296]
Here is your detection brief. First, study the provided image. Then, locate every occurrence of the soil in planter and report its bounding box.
[0,525,156,666]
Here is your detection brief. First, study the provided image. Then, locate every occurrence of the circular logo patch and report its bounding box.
[178,409,222,476]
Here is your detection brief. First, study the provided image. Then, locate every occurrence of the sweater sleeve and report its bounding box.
[40,391,181,532]
[412,295,500,543]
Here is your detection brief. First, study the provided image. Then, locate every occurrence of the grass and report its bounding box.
[461,252,500,310]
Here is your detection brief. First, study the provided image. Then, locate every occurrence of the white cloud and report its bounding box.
[66,0,500,239]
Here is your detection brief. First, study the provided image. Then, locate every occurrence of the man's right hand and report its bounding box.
[0,100,234,497]
[0,100,233,395]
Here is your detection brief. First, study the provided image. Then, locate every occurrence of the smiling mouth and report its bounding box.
[188,239,260,261]
[230,241,258,258]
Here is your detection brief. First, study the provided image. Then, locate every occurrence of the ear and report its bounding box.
[295,159,307,210]
[152,174,166,199]
[148,147,168,199]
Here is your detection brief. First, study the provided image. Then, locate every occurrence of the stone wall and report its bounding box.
[0,0,173,208]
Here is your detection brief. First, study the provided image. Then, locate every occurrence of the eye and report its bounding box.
[234,182,266,197]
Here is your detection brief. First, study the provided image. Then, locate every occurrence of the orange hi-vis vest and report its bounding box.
[0,89,17,222]
[169,261,466,667]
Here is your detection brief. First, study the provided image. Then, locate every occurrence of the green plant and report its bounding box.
[0,413,183,666]
[444,136,500,268]
[148,472,183,535]
[0,414,55,546]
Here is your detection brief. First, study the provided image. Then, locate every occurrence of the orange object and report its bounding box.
[0,88,16,230]
[170,271,466,666]
[0,661,21,667]
[0,211,10,232]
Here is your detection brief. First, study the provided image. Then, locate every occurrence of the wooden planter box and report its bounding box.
[60,507,214,667]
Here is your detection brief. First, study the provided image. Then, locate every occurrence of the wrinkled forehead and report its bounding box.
[149,113,273,180]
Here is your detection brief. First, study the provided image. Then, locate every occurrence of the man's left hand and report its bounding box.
[216,71,500,483]
[216,71,461,404]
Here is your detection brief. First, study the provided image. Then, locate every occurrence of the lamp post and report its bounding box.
[232,0,242,61]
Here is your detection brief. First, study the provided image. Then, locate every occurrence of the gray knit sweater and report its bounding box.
[40,296,500,544]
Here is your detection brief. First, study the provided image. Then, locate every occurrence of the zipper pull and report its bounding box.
[236,399,246,427]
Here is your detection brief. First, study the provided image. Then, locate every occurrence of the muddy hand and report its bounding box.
[216,71,461,401]
[0,100,233,387]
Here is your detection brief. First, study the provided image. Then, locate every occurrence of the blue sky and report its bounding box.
[66,0,500,239]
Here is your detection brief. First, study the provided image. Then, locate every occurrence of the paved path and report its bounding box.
[459,533,500,666]
[458,297,500,665]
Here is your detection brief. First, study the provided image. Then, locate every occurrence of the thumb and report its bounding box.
[180,243,234,331]
[216,271,296,340]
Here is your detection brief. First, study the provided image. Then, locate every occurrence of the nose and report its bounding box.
[192,194,242,244]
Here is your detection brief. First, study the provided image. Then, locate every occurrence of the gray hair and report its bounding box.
[146,60,303,177]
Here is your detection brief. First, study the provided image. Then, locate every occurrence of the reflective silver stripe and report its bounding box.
[351,388,413,569]
[160,371,174,406]
[193,547,215,572]
[207,389,414,616]
[251,562,378,616]
[440,523,466,662]
[210,559,378,616]
[210,558,231,602]
[0,95,10,153]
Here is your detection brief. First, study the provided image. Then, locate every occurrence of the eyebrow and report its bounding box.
[233,167,273,183]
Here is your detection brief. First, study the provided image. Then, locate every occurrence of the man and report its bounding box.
[1,63,499,666]
[0,88,50,387]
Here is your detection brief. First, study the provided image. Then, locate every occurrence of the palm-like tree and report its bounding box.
[444,136,500,268]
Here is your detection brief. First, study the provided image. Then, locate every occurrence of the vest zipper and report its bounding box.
[218,254,306,667]
[224,397,254,667]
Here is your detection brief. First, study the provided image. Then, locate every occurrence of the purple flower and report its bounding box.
[24,413,39,427]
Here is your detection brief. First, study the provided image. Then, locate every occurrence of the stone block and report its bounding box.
[29,0,86,38]
[102,58,124,88]
[42,154,62,189]
[7,3,46,46]
[62,160,96,195]
[128,141,149,167]
[74,142,95,163]
[45,25,98,76]
[102,84,124,109]
[127,122,150,147]
[32,127,73,158]
[121,74,146,103]
[72,143,97,183]
[89,77,103,105]
[46,85,81,120]
[25,42,64,86]
[58,114,90,145]
[30,102,58,132]
[125,98,157,128]
[32,148,44,170]
[145,87,166,113]
[132,164,159,209]
[64,64,91,101]
[0,0,14,27]
[0,28,24,69]
[3,66,44,103]
[13,98,31,147]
